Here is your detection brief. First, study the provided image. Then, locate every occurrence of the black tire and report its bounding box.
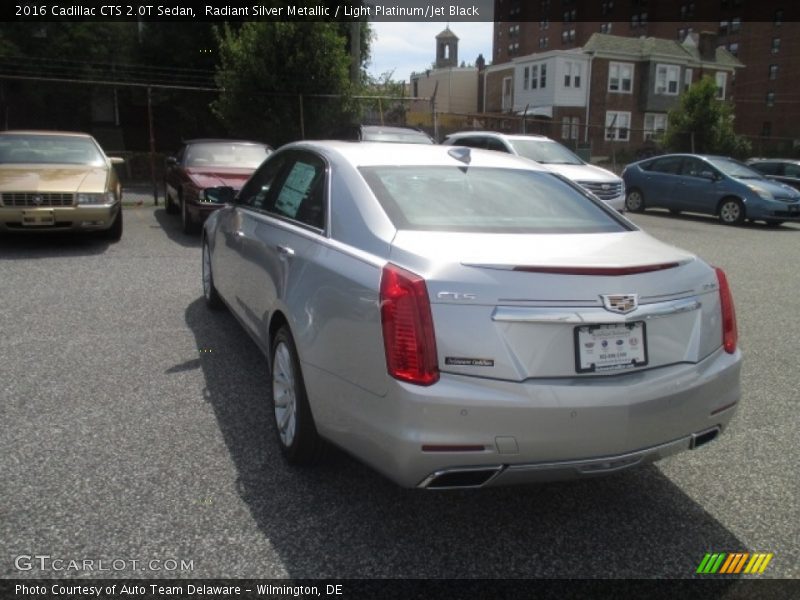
[165,188,178,215]
[181,195,198,234]
[270,326,323,465]
[202,238,223,310]
[765,220,784,228]
[104,208,123,241]
[718,197,745,226]
[625,188,645,212]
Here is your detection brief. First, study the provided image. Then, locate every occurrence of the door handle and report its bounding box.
[276,245,295,258]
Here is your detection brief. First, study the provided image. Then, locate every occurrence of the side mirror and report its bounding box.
[203,186,236,205]
[166,156,178,167]
[108,156,125,165]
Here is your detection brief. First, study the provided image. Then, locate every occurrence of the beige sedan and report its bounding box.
[0,130,123,239]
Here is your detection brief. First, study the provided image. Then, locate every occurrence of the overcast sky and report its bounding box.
[367,22,495,82]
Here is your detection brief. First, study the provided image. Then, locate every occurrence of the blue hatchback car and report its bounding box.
[622,154,800,226]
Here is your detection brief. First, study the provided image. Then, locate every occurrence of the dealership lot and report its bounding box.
[1,205,797,578]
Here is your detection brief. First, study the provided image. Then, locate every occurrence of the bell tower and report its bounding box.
[435,27,459,68]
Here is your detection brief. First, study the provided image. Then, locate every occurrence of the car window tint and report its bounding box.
[269,154,325,230]
[237,154,287,209]
[360,166,628,234]
[647,156,683,174]
[751,162,780,175]
[681,157,712,178]
[486,138,510,153]
[453,137,487,149]
[783,163,800,178]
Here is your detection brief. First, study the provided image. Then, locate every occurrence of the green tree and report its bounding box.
[213,21,368,145]
[663,75,750,157]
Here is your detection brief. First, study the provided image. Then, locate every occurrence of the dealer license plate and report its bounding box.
[574,322,648,373]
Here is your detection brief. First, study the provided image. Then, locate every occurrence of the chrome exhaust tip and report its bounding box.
[690,426,721,449]
[418,465,504,489]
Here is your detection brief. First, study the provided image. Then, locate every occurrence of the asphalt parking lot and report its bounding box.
[1,200,798,580]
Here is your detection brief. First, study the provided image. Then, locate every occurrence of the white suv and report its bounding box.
[443,132,625,211]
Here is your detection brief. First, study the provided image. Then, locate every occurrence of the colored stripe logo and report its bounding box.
[696,553,773,574]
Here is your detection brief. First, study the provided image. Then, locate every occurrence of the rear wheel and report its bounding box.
[270,326,323,465]
[202,238,223,310]
[718,198,745,226]
[625,189,645,212]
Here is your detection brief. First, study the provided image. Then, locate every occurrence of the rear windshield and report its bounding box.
[359,166,628,234]
[361,130,433,144]
[0,134,105,165]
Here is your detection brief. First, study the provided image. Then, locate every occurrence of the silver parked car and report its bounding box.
[202,142,741,489]
[442,131,626,211]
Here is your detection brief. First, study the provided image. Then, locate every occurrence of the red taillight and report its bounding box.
[380,263,439,386]
[715,267,738,354]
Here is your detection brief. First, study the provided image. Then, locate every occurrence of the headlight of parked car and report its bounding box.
[747,185,773,201]
[76,192,116,205]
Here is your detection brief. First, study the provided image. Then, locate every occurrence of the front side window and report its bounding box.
[605,111,631,141]
[655,64,680,95]
[360,166,627,234]
[608,62,633,93]
[236,154,288,210]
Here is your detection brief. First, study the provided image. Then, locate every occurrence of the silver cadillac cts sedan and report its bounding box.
[201,142,741,489]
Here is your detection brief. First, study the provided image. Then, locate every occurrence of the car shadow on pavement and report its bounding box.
[0,230,113,258]
[153,207,201,249]
[184,297,746,580]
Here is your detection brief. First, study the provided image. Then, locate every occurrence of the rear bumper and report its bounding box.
[0,204,119,232]
[311,346,741,488]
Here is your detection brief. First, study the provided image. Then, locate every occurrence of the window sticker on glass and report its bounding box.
[275,162,317,218]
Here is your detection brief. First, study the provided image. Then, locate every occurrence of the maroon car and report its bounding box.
[164,139,272,233]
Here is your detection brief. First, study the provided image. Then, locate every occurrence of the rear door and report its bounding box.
[675,157,722,214]
[641,155,684,208]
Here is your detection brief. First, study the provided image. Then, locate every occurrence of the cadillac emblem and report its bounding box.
[601,294,638,314]
[32,195,44,206]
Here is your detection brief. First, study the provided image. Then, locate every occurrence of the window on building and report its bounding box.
[762,122,772,137]
[523,66,530,90]
[766,92,775,107]
[601,1,614,15]
[540,63,547,88]
[608,62,633,93]
[731,17,741,33]
[680,2,694,19]
[560,116,580,140]
[539,37,549,49]
[564,62,572,87]
[540,19,549,29]
[774,9,783,25]
[531,65,539,89]
[772,38,781,54]
[728,42,739,56]
[631,12,648,27]
[644,113,668,140]
[655,64,680,95]
[769,64,778,80]
[684,68,693,91]
[502,77,513,111]
[605,111,631,141]
[601,23,613,34]
[719,20,729,36]
[715,72,727,99]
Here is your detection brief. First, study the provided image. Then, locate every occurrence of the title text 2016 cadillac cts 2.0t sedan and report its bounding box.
[202,142,741,489]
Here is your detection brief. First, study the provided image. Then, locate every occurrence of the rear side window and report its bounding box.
[359,166,628,234]
[267,154,326,230]
[750,162,780,175]
[784,163,800,178]
[645,156,683,174]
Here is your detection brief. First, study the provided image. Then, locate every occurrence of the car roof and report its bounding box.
[445,131,550,141]
[284,140,553,171]
[0,130,94,138]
